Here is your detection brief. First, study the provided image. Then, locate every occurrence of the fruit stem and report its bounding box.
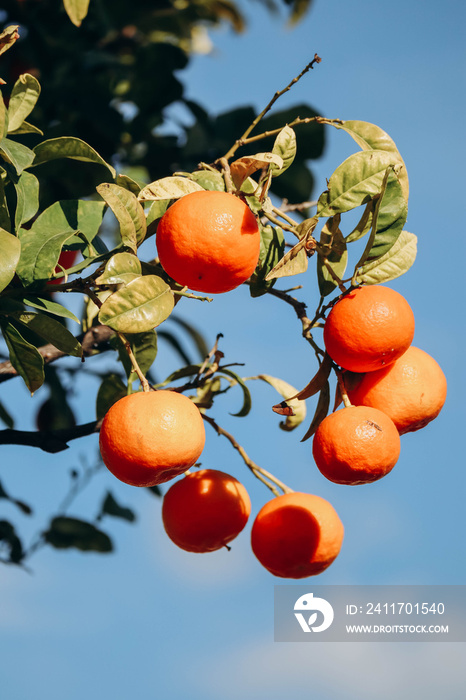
[336,370,352,408]
[202,414,293,497]
[118,332,150,392]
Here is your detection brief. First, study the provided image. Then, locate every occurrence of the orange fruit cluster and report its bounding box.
[97,282,446,582]
[314,285,447,485]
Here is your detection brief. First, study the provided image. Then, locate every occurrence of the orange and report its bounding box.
[250,492,344,578]
[156,190,260,294]
[312,405,400,485]
[323,285,415,372]
[162,469,251,553]
[99,390,205,487]
[347,346,447,435]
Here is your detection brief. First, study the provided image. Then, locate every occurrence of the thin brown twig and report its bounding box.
[202,413,293,496]
[222,55,322,161]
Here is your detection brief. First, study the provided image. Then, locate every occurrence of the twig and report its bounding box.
[222,55,322,161]
[202,413,293,497]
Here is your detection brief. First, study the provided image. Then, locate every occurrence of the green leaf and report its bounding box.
[115,330,158,379]
[43,516,113,552]
[138,177,204,202]
[63,0,91,28]
[153,364,201,390]
[0,228,21,292]
[98,275,174,333]
[13,171,40,228]
[0,520,24,564]
[146,200,170,232]
[7,74,41,133]
[301,381,330,442]
[96,252,142,286]
[0,320,45,393]
[0,400,14,428]
[346,201,374,243]
[0,89,7,138]
[271,126,297,177]
[96,183,146,252]
[254,374,306,431]
[11,312,82,357]
[190,170,225,192]
[230,152,284,189]
[217,368,252,418]
[250,224,285,297]
[195,377,222,410]
[98,491,136,523]
[22,295,80,324]
[362,171,407,262]
[353,231,417,285]
[96,374,127,420]
[32,137,116,178]
[28,199,106,249]
[9,121,43,136]
[16,227,77,286]
[329,119,409,200]
[0,138,35,174]
[0,176,10,231]
[316,150,401,217]
[115,173,142,196]
[317,216,347,297]
[0,26,20,58]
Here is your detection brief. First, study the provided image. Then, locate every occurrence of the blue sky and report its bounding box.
[1,1,465,698]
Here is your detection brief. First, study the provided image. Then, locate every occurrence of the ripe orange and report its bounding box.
[347,346,447,435]
[312,405,400,485]
[156,190,260,294]
[99,390,205,487]
[251,492,344,578]
[162,469,251,553]
[323,285,415,372]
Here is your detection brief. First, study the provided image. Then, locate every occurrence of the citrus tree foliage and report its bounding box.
[0,0,319,207]
[0,24,417,567]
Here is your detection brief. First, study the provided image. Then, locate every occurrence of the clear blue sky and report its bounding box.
[1,1,465,698]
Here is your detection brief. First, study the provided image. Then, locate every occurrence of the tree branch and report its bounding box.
[0,324,115,384]
[0,420,101,453]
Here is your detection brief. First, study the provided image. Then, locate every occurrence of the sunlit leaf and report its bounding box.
[138,176,204,202]
[96,252,142,286]
[255,374,306,431]
[328,119,409,200]
[96,183,146,252]
[190,170,225,191]
[7,74,41,133]
[271,126,297,177]
[0,228,21,292]
[353,231,417,285]
[98,275,175,333]
[0,138,35,174]
[16,227,77,285]
[13,171,39,229]
[32,137,116,178]
[250,224,285,296]
[316,150,401,217]
[63,0,91,28]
